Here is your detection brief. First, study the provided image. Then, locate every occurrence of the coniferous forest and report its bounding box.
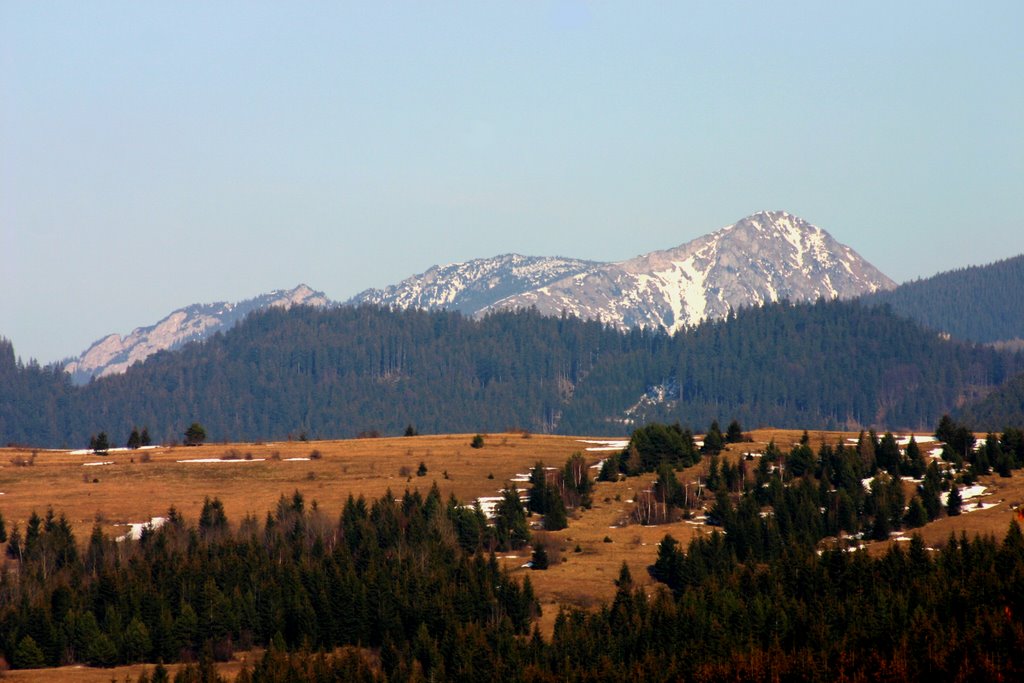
[2,470,1024,681]
[861,253,1024,344]
[2,299,1022,448]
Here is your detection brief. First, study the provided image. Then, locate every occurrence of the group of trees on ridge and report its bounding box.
[3,299,1022,448]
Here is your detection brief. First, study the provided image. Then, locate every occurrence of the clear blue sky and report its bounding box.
[2,2,1022,364]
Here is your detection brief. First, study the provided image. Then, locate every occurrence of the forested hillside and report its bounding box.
[960,371,1024,431]
[862,254,1024,343]
[2,301,1022,448]
[561,299,1023,433]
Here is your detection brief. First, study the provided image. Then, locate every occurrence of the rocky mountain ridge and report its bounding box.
[62,211,895,380]
[64,285,330,383]
[352,210,895,333]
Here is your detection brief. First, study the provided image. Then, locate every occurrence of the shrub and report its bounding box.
[471,434,485,449]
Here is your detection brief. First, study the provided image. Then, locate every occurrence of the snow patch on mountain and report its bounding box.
[346,254,599,313]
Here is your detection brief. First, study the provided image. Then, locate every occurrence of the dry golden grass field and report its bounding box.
[2,428,1023,681]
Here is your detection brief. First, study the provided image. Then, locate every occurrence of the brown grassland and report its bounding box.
[2,428,1023,681]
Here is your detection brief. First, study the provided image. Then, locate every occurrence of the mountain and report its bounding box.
[347,254,599,313]
[861,254,1024,344]
[63,284,331,383]
[61,211,891,382]
[5,300,1020,448]
[350,211,895,333]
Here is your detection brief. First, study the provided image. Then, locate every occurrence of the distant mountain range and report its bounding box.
[64,285,329,383]
[348,210,895,332]
[62,211,895,382]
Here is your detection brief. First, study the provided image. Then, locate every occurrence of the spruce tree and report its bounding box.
[904,496,928,528]
[947,485,963,516]
[530,544,549,570]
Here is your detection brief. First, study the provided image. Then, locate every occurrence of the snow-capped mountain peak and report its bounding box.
[481,211,895,332]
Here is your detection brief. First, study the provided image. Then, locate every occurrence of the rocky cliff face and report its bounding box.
[64,285,330,383]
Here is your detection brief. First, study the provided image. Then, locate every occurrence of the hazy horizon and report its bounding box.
[3,2,1022,363]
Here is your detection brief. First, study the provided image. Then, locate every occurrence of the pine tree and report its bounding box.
[127,428,141,450]
[702,420,725,455]
[947,485,963,517]
[726,419,745,443]
[904,496,928,528]
[530,544,549,570]
[13,635,46,669]
[90,431,110,454]
[184,422,206,446]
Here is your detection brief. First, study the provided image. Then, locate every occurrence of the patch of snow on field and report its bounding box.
[83,461,115,467]
[283,457,310,461]
[176,458,266,463]
[116,516,167,542]
[579,439,629,452]
[941,485,987,505]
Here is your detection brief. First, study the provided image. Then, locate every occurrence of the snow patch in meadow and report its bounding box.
[116,516,167,542]
[941,485,987,505]
[83,461,115,467]
[283,457,310,461]
[578,439,629,452]
[176,458,266,463]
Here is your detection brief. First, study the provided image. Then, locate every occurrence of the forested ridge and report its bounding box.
[862,253,1024,344]
[2,300,1022,448]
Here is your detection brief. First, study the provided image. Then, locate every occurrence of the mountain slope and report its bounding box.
[486,211,895,332]
[861,254,1024,344]
[346,254,599,313]
[63,284,330,383]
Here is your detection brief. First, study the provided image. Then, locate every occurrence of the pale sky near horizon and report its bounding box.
[2,2,1022,364]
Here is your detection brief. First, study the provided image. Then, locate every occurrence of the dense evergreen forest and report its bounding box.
[862,254,1024,344]
[3,300,1022,448]
[961,371,1024,431]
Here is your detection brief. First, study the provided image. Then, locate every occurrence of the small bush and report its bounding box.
[222,449,240,460]
[309,449,322,460]
[244,452,253,460]
[417,461,428,476]
[139,452,152,463]
[470,434,485,449]
[399,465,412,477]
[270,451,281,461]
[603,536,613,543]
